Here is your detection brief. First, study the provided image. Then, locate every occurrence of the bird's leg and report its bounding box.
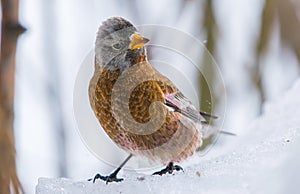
[88,154,133,184]
[152,162,184,176]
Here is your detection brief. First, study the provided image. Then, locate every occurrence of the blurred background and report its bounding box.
[1,0,300,193]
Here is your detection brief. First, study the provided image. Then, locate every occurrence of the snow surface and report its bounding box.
[36,79,300,194]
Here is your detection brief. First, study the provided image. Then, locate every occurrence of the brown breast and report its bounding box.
[89,61,201,164]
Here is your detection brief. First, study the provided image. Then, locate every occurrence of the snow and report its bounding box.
[36,78,300,194]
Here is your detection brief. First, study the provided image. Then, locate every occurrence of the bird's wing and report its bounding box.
[149,68,217,122]
[127,63,219,138]
[163,92,206,123]
[152,72,220,139]
[153,76,209,122]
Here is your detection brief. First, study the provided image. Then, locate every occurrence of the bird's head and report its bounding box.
[95,17,149,71]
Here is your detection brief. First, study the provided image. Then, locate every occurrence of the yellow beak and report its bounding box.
[129,33,149,50]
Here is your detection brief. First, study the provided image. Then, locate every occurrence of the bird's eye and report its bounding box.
[112,43,122,50]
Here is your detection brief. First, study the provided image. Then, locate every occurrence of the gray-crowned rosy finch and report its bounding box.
[88,16,225,183]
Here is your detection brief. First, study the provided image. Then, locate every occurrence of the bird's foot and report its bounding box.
[88,168,123,184]
[152,162,184,176]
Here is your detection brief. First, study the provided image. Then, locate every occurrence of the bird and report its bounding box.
[88,16,227,183]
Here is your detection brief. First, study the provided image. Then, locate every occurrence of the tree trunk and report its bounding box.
[0,0,25,193]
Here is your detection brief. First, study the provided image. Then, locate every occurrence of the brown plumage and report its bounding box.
[89,17,204,164]
[89,60,202,164]
[88,17,215,182]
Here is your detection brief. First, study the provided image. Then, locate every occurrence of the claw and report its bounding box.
[88,154,132,184]
[174,165,184,172]
[88,168,123,184]
[152,162,184,176]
